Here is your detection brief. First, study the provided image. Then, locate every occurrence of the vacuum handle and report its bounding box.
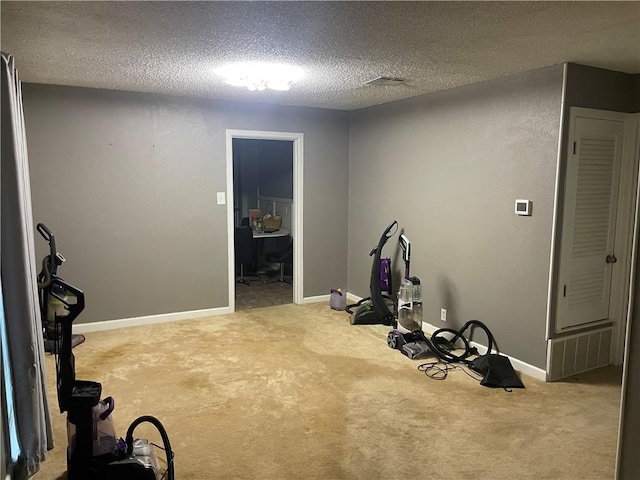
[369,221,398,256]
[37,223,54,241]
[383,220,398,239]
[99,396,115,420]
[400,234,411,278]
[37,223,57,264]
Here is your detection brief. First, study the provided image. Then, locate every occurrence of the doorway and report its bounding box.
[225,129,304,312]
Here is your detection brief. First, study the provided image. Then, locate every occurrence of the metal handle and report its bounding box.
[606,255,617,264]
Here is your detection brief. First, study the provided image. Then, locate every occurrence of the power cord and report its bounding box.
[418,361,453,380]
[417,361,484,382]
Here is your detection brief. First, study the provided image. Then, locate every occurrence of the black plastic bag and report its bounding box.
[470,354,525,390]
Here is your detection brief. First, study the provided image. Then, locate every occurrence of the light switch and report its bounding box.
[216,192,226,205]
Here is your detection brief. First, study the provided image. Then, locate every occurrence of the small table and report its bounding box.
[252,228,290,272]
[252,228,290,239]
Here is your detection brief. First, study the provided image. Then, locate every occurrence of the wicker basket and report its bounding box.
[249,209,262,227]
[262,215,282,230]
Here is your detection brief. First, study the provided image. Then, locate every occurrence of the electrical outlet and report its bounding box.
[441,308,447,322]
[216,192,226,205]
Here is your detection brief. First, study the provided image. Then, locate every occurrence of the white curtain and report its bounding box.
[1,52,53,479]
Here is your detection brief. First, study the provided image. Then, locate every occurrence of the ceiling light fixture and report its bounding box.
[216,62,304,91]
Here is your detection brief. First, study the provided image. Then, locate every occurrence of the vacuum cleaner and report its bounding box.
[36,223,175,479]
[348,220,398,326]
[349,221,524,389]
[386,232,431,360]
[348,221,430,358]
[36,223,86,353]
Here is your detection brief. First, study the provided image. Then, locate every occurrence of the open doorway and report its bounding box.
[225,130,304,312]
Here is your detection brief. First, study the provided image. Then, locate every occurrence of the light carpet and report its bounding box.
[235,278,292,311]
[35,302,622,480]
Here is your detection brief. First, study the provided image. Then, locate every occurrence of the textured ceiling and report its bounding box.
[1,1,639,110]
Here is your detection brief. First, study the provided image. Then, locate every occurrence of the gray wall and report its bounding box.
[257,140,294,199]
[233,138,293,221]
[348,65,564,368]
[233,139,260,222]
[23,84,350,323]
[565,63,639,114]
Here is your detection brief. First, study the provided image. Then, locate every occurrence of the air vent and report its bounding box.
[547,326,613,381]
[364,76,406,87]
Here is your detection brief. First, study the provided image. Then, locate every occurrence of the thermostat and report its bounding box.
[515,199,532,216]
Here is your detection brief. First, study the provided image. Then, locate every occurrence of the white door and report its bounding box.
[556,116,625,330]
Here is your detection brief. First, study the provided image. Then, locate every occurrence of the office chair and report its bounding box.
[235,226,259,286]
[264,238,293,285]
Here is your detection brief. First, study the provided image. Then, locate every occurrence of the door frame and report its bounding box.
[225,129,304,312]
[615,113,640,478]
[549,107,639,365]
[611,111,639,364]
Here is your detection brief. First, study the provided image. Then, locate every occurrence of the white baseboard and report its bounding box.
[346,292,364,303]
[302,294,331,304]
[73,306,232,334]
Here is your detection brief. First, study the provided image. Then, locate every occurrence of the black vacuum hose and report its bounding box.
[125,415,175,480]
[429,320,496,365]
[37,254,53,289]
[345,296,370,315]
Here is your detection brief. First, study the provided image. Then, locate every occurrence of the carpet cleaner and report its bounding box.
[36,223,175,479]
[386,233,431,360]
